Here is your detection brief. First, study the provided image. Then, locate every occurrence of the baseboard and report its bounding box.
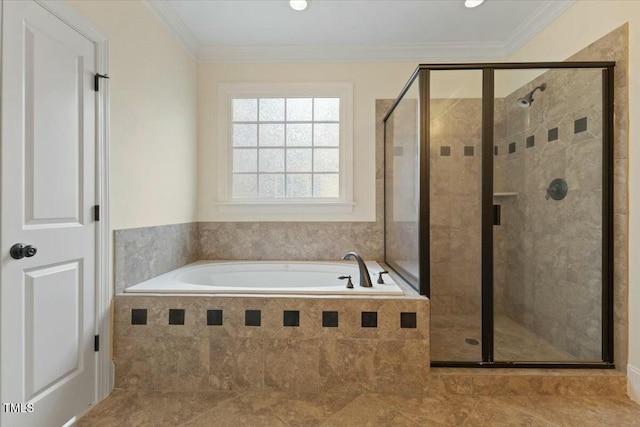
[628,363,640,403]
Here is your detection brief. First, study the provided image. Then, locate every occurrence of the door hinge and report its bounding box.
[94,73,109,92]
[93,205,100,221]
[94,335,99,352]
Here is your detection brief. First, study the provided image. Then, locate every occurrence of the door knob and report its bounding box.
[10,243,37,259]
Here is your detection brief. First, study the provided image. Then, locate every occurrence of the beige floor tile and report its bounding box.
[596,396,640,426]
[485,396,604,426]
[78,388,640,427]
[77,389,237,427]
[320,394,422,427]
[375,393,480,426]
[463,396,561,427]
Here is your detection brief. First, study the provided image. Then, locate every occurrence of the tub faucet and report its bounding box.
[342,252,373,288]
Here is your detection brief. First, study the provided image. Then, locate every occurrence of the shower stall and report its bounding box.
[383,62,615,368]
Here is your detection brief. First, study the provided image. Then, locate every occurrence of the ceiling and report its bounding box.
[146,0,575,63]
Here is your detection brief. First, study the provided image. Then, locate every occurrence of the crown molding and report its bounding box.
[143,0,576,64]
[198,41,508,64]
[142,0,199,58]
[502,0,576,57]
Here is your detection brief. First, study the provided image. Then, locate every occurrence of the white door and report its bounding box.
[1,1,98,426]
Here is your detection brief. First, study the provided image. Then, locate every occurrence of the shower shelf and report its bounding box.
[493,192,518,197]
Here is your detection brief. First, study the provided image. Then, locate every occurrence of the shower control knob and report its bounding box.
[10,243,37,260]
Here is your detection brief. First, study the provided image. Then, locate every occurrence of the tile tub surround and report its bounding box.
[114,223,199,294]
[115,101,389,291]
[195,100,391,262]
[113,294,429,393]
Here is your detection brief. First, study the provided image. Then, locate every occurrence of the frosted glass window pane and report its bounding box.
[313,148,339,172]
[259,98,284,122]
[314,98,339,121]
[286,174,312,197]
[259,174,285,198]
[313,174,339,198]
[287,149,312,172]
[233,124,258,147]
[259,124,284,146]
[233,149,257,173]
[232,99,257,121]
[232,174,257,198]
[313,124,339,146]
[286,98,312,121]
[287,124,312,146]
[259,148,285,172]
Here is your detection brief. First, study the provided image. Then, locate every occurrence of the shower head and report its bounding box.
[516,83,547,108]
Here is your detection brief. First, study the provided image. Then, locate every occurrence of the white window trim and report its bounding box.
[216,82,354,214]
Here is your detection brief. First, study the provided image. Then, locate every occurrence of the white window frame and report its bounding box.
[216,82,354,214]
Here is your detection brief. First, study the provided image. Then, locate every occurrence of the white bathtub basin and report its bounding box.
[125,260,404,296]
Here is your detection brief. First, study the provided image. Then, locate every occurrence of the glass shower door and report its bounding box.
[429,70,484,362]
[493,68,605,362]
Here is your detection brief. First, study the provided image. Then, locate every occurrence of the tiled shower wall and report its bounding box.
[569,24,628,371]
[494,25,628,362]
[496,69,604,359]
[430,98,483,318]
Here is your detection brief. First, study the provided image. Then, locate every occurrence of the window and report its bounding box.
[217,83,353,213]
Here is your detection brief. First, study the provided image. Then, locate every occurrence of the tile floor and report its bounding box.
[431,315,577,362]
[78,387,640,426]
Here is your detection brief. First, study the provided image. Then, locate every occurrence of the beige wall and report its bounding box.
[68,0,198,229]
[197,62,415,222]
[508,0,639,399]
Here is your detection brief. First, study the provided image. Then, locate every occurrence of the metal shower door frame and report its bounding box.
[385,62,616,369]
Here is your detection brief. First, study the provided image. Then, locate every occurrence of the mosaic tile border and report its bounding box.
[129,306,420,330]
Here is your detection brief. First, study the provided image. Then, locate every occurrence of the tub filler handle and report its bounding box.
[338,275,354,289]
[377,271,389,284]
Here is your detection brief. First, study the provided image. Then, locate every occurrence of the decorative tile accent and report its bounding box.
[440,146,451,156]
[131,309,147,325]
[207,309,223,326]
[526,135,535,148]
[361,311,378,328]
[400,312,417,329]
[574,117,588,133]
[494,146,498,156]
[168,309,185,325]
[322,311,339,328]
[245,310,261,327]
[464,146,474,156]
[283,310,300,327]
[548,127,559,141]
[508,142,516,153]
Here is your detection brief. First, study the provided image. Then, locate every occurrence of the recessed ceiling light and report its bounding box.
[290,0,308,11]
[465,0,485,8]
